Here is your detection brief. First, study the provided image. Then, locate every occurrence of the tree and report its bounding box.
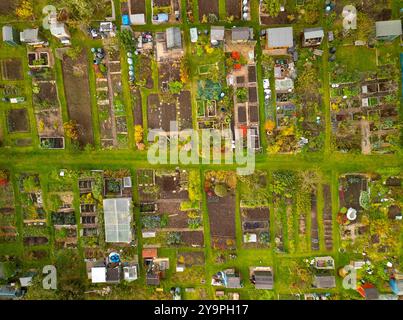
[63,121,80,140]
[168,81,183,94]
[16,0,33,20]
[262,0,281,17]
[265,120,275,132]
[134,125,144,144]
[214,184,228,198]
[303,3,320,25]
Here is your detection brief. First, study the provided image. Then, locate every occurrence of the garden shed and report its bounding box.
[375,20,402,41]
[2,26,19,46]
[266,27,293,55]
[302,28,324,47]
[253,270,274,289]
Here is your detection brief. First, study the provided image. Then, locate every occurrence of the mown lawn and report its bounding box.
[336,46,377,73]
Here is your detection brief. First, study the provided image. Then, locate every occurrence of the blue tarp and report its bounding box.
[157,13,169,22]
[122,14,130,25]
[390,279,399,295]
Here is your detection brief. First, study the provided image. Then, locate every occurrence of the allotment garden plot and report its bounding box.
[138,169,204,248]
[61,49,94,147]
[205,171,237,250]
[337,171,402,289]
[0,170,17,244]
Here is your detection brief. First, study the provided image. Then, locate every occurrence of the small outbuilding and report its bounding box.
[266,27,293,55]
[375,20,402,41]
[2,26,19,46]
[211,26,225,45]
[231,27,252,42]
[302,27,324,47]
[313,275,336,289]
[253,270,274,289]
[20,28,45,46]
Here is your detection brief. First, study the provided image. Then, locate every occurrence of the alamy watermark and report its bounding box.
[147,121,256,175]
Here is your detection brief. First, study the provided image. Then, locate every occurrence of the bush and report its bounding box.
[180,200,200,211]
[214,184,228,198]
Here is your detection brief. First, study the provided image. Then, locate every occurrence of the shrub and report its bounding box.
[214,184,228,198]
[180,200,199,211]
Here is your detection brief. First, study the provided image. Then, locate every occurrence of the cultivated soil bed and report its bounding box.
[207,194,236,248]
[62,50,94,146]
[178,90,192,130]
[0,59,23,80]
[226,0,241,19]
[198,0,219,18]
[147,94,176,132]
[7,108,29,133]
[33,81,59,109]
[131,0,146,14]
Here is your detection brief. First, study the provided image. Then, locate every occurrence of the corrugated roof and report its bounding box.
[254,271,273,289]
[304,27,324,39]
[376,20,402,37]
[211,26,225,41]
[267,27,293,48]
[2,26,13,42]
[232,27,250,41]
[20,28,39,42]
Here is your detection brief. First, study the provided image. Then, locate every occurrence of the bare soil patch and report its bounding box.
[131,0,146,14]
[62,50,94,146]
[180,231,204,246]
[147,94,176,132]
[132,89,143,126]
[198,0,219,18]
[207,194,236,247]
[7,108,29,133]
[178,90,192,130]
[226,0,241,19]
[0,59,23,80]
[0,0,19,15]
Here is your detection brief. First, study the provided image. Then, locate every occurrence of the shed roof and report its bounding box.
[142,248,158,259]
[304,27,324,39]
[103,198,132,243]
[364,287,379,300]
[20,28,40,43]
[267,27,293,48]
[166,27,182,49]
[232,27,251,41]
[91,267,106,283]
[313,275,336,288]
[254,271,274,289]
[131,13,146,25]
[376,20,402,38]
[211,26,225,41]
[190,27,198,43]
[2,26,14,42]
[227,276,241,288]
